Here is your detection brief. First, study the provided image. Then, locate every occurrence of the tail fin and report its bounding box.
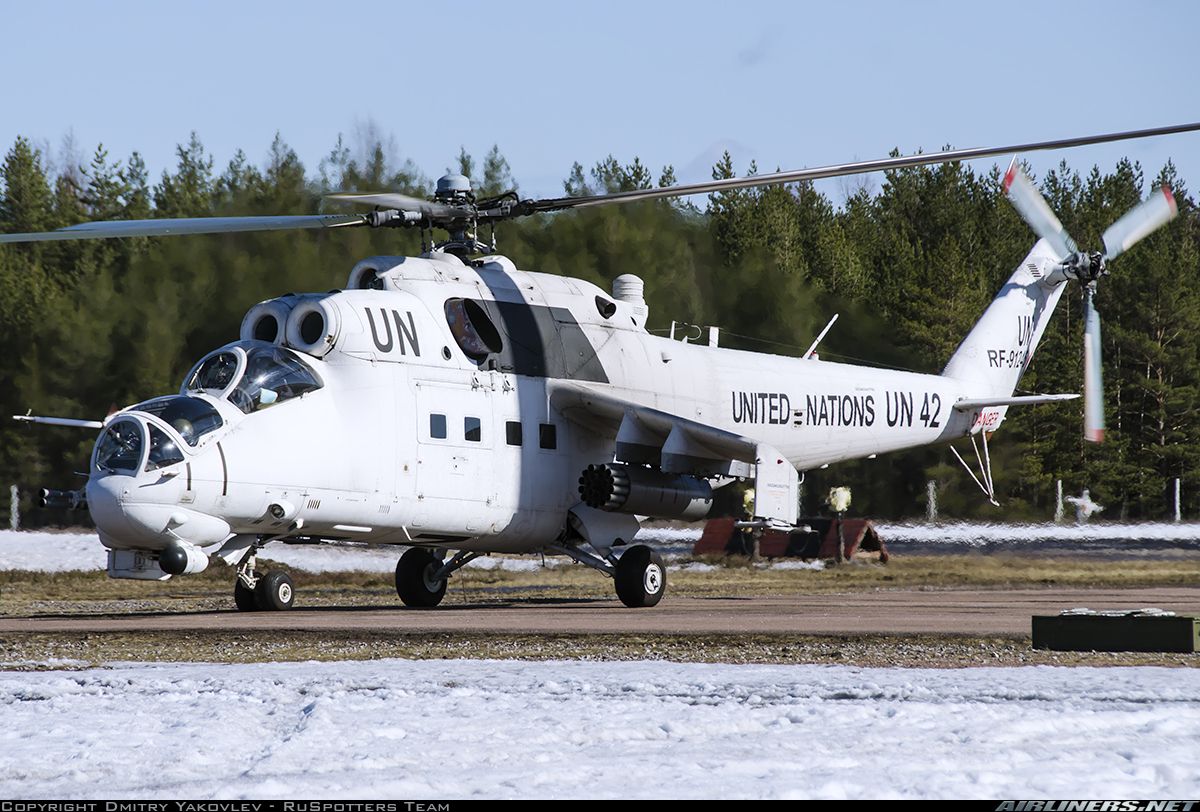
[942,239,1070,400]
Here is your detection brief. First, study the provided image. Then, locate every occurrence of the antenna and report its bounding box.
[804,314,839,359]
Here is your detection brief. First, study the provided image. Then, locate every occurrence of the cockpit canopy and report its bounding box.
[92,399,214,474]
[184,340,323,414]
[133,396,224,447]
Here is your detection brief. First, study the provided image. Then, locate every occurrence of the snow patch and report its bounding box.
[0,659,1196,799]
[6,520,1200,574]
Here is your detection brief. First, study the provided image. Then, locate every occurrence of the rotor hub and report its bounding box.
[435,173,474,204]
[1065,251,1107,284]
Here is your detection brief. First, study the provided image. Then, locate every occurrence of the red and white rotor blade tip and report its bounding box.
[1002,158,1079,260]
[1101,187,1178,261]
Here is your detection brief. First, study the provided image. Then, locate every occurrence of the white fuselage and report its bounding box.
[87,242,1067,560]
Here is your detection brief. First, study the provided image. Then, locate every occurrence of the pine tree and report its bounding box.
[154,132,214,217]
[0,137,53,235]
[480,145,516,197]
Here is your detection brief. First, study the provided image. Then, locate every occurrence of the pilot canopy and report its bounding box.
[184,340,323,414]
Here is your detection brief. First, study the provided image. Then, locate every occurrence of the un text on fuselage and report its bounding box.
[730,390,944,429]
[365,308,421,356]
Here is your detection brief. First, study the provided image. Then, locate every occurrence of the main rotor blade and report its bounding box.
[325,192,468,221]
[1001,158,1078,259]
[522,121,1200,214]
[1083,288,1105,443]
[0,214,368,243]
[1101,186,1178,261]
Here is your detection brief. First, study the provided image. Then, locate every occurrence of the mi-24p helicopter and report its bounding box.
[4,122,1199,611]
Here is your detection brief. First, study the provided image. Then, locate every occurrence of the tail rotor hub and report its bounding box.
[1063,251,1107,284]
[1003,157,1179,444]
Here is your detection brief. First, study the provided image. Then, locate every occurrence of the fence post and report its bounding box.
[1175,478,1182,523]
[926,479,937,522]
[1055,479,1064,524]
[9,484,18,531]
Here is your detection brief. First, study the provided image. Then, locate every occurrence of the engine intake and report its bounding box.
[578,463,713,521]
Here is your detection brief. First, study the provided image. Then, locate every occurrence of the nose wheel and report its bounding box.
[232,547,295,611]
[234,578,257,611]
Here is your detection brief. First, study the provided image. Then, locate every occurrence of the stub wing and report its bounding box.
[550,382,799,525]
[550,382,759,471]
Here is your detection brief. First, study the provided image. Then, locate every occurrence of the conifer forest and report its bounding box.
[2,130,1196,522]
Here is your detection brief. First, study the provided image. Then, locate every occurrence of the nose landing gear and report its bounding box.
[232,545,295,612]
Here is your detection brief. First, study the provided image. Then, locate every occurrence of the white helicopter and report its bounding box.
[4,122,1197,611]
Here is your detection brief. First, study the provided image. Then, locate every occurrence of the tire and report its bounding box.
[234,578,257,612]
[395,548,447,608]
[614,544,666,608]
[254,570,295,611]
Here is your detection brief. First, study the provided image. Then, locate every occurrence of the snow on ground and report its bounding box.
[0,530,556,574]
[882,521,1200,546]
[0,526,703,574]
[0,659,1196,799]
[0,530,105,572]
[4,521,1200,573]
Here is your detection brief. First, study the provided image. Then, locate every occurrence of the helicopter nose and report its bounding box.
[88,471,232,551]
[86,474,138,543]
[87,453,232,552]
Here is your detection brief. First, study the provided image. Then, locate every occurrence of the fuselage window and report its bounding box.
[465,416,482,442]
[430,413,447,439]
[505,421,522,446]
[539,423,557,450]
[146,425,185,471]
[444,298,504,362]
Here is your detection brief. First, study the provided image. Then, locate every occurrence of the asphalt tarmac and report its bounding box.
[3,587,1198,636]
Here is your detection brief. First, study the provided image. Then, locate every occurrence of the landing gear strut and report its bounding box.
[546,540,668,608]
[232,544,295,612]
[394,548,481,607]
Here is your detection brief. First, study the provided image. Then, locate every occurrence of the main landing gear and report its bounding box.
[232,546,295,612]
[395,548,481,608]
[614,545,666,608]
[548,541,667,608]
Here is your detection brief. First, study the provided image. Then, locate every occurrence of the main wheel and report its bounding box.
[395,548,447,608]
[614,544,666,608]
[234,578,257,612]
[254,570,295,611]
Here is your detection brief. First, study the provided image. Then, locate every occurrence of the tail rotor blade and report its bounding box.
[1002,158,1079,260]
[1083,288,1105,443]
[1101,187,1178,261]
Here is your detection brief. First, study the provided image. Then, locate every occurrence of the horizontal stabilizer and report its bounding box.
[952,394,1079,412]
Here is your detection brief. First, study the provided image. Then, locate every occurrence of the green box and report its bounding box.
[1032,614,1200,653]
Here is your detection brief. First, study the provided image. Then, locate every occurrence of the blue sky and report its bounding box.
[2,0,1198,202]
